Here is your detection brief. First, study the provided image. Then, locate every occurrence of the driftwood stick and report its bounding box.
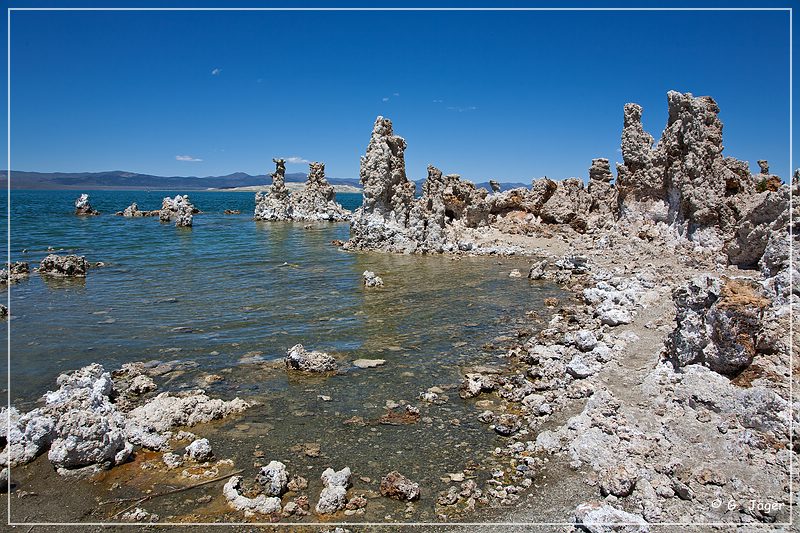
[106,469,243,519]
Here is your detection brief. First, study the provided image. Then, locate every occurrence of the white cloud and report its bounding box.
[211,68,222,75]
[433,99,443,103]
[382,97,390,102]
[176,155,203,162]
[284,156,311,164]
[393,92,400,97]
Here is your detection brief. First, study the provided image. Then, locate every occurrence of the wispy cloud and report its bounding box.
[211,68,222,75]
[433,99,443,103]
[393,92,400,97]
[382,92,400,102]
[284,156,311,164]
[176,155,203,162]
[446,105,478,113]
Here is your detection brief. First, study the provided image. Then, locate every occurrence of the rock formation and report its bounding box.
[223,475,282,516]
[284,344,337,373]
[160,195,195,227]
[74,194,99,216]
[39,254,89,277]
[289,162,351,221]
[184,438,213,462]
[614,90,784,253]
[0,363,251,475]
[0,261,29,284]
[255,159,349,222]
[362,270,384,287]
[117,203,158,217]
[315,466,351,514]
[344,92,788,273]
[586,158,617,220]
[255,158,292,221]
[664,275,772,376]
[379,471,420,501]
[256,460,289,497]
[346,117,490,253]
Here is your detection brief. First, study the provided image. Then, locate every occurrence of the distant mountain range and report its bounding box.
[0,170,529,193]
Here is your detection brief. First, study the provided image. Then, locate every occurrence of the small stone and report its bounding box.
[288,475,308,492]
[353,358,386,369]
[363,271,384,287]
[380,471,420,501]
[184,438,213,462]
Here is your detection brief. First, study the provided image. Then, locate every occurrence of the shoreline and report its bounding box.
[3,231,793,529]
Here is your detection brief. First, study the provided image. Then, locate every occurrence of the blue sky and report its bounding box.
[1,3,795,183]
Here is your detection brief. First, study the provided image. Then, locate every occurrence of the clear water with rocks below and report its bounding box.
[4,190,564,523]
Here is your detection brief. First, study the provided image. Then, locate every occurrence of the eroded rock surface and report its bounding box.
[664,276,771,376]
[316,466,351,514]
[125,391,250,450]
[159,195,195,227]
[1,261,30,284]
[39,254,89,277]
[362,270,384,287]
[74,194,99,216]
[290,162,351,221]
[255,158,292,221]
[380,471,420,501]
[284,344,337,373]
[223,475,282,516]
[117,203,159,217]
[256,460,289,497]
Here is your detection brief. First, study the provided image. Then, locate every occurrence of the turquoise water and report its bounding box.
[4,189,562,522]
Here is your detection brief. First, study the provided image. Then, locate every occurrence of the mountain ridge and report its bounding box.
[0,170,529,193]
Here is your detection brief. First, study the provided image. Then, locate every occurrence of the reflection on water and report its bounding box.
[4,189,563,522]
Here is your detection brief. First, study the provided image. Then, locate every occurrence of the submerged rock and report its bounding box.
[362,270,384,287]
[125,391,250,450]
[74,194,99,216]
[380,471,420,501]
[38,254,89,277]
[493,414,522,436]
[285,344,338,373]
[459,372,496,399]
[316,466,351,514]
[352,358,386,369]
[223,475,282,516]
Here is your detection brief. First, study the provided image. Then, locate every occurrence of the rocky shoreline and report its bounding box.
[2,89,796,530]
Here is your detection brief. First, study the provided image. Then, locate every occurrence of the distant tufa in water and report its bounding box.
[254,159,350,222]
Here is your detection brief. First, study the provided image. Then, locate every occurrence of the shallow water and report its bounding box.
[4,189,563,522]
